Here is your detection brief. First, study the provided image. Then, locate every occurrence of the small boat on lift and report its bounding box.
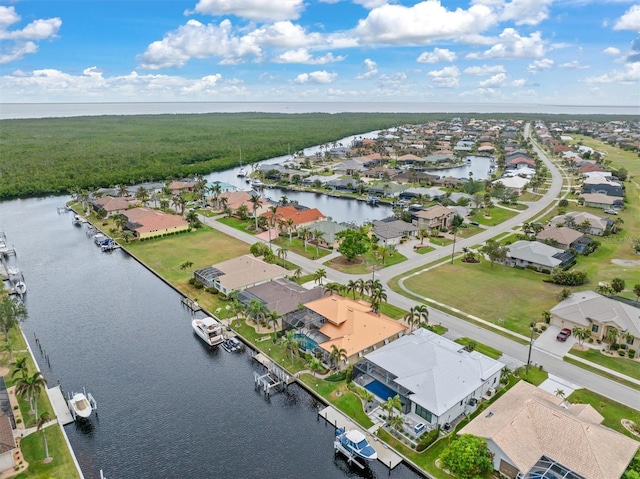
[14,281,26,297]
[72,214,83,226]
[334,427,377,468]
[192,317,225,346]
[67,388,97,420]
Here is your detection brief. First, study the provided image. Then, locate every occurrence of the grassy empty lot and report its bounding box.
[469,207,520,226]
[401,260,561,336]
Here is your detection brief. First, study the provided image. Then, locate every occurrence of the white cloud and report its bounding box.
[463,64,506,75]
[602,47,621,56]
[356,58,378,79]
[274,48,345,64]
[378,71,408,88]
[584,63,640,84]
[459,87,499,98]
[466,28,545,59]
[180,74,223,94]
[559,60,589,69]
[614,5,640,31]
[427,66,460,88]
[354,0,388,8]
[499,0,553,26]
[354,1,496,45]
[511,78,526,86]
[293,70,337,84]
[0,6,61,63]
[527,58,553,73]
[479,72,507,86]
[191,0,304,21]
[245,21,324,48]
[417,48,457,64]
[137,19,261,69]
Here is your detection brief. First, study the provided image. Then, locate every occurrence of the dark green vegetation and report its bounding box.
[2,112,433,198]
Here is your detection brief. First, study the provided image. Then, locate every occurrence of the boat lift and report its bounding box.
[333,436,366,469]
[66,387,98,420]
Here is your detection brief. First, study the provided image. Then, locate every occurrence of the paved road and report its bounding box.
[199,123,640,410]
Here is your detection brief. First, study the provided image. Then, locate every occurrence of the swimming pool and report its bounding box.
[365,379,398,401]
[294,333,319,352]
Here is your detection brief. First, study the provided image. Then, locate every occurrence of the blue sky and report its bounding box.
[1,0,639,107]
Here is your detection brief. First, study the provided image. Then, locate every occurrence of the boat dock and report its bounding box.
[181,297,201,312]
[318,405,403,470]
[251,351,294,397]
[48,385,74,425]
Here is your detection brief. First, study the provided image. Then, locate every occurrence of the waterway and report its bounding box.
[0,196,425,479]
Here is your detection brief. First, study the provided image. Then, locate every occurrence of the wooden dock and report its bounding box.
[48,385,74,425]
[181,297,201,312]
[319,405,403,469]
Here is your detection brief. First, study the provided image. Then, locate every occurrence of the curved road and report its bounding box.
[201,123,639,409]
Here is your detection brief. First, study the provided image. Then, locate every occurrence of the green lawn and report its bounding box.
[414,245,435,254]
[428,237,453,247]
[400,259,561,336]
[378,302,408,320]
[272,236,331,260]
[234,321,308,372]
[454,338,502,359]
[570,347,640,381]
[469,207,519,226]
[17,425,81,479]
[567,388,640,438]
[217,216,255,234]
[326,250,407,274]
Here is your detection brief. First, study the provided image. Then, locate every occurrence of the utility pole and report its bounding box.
[525,322,535,376]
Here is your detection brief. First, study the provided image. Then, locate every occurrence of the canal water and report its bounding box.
[0,196,425,479]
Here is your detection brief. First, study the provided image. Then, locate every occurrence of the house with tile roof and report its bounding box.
[123,207,189,239]
[194,255,288,295]
[238,278,324,317]
[261,205,327,228]
[549,211,612,236]
[371,218,418,246]
[536,226,591,251]
[413,205,456,231]
[550,290,640,350]
[283,295,406,366]
[582,177,624,197]
[0,414,16,473]
[459,380,639,479]
[354,328,504,430]
[579,193,625,210]
[92,196,140,217]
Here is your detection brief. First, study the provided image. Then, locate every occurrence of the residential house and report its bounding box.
[424,153,454,166]
[502,166,536,179]
[262,205,327,229]
[363,167,399,180]
[354,328,504,430]
[283,295,407,365]
[168,181,195,195]
[580,193,625,210]
[333,159,367,176]
[502,240,575,272]
[194,255,288,295]
[396,154,426,167]
[477,143,495,155]
[217,190,268,215]
[506,157,536,169]
[549,211,612,236]
[325,178,357,192]
[238,278,324,316]
[305,220,348,248]
[371,218,418,245]
[578,162,606,174]
[398,187,444,201]
[122,208,189,239]
[91,196,139,217]
[0,414,15,473]
[493,176,529,195]
[582,177,624,197]
[301,174,342,186]
[459,380,639,479]
[434,176,463,188]
[413,205,456,231]
[394,171,439,185]
[550,290,640,349]
[536,227,592,252]
[366,182,406,198]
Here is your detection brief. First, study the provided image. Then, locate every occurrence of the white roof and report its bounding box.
[493,176,529,188]
[507,240,565,268]
[364,329,504,416]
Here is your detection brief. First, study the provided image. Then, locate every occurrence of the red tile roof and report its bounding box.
[262,205,326,225]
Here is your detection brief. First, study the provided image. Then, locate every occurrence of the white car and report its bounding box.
[604,209,618,215]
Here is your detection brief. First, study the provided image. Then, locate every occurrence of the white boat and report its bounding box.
[72,214,83,226]
[192,317,225,346]
[14,281,26,296]
[68,388,97,420]
[6,266,20,277]
[237,167,247,177]
[334,428,377,467]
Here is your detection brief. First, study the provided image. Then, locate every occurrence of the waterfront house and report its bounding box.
[396,154,426,167]
[413,205,456,231]
[282,295,406,366]
[122,208,189,239]
[399,187,445,201]
[0,414,16,473]
[550,290,640,349]
[579,193,625,210]
[506,157,536,169]
[366,182,406,198]
[325,178,357,192]
[262,205,327,228]
[216,190,268,215]
[353,328,504,430]
[394,171,439,185]
[371,218,418,245]
[434,176,463,188]
[459,380,639,479]
[549,211,612,236]
[194,255,288,295]
[305,220,348,248]
[238,278,324,317]
[333,159,367,176]
[168,181,196,195]
[91,196,139,217]
[502,240,574,272]
[535,227,591,252]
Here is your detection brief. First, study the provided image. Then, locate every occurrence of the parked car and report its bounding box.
[556,328,572,342]
[604,209,618,215]
[469,221,480,226]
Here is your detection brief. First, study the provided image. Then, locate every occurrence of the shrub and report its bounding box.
[588,338,594,343]
[629,349,636,359]
[547,270,588,286]
[193,280,204,289]
[13,405,17,410]
[620,344,627,350]
[325,371,346,382]
[541,325,547,331]
[16,418,21,424]
[416,428,440,452]
[618,350,626,357]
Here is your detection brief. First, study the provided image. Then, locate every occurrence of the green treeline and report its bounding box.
[0,111,634,199]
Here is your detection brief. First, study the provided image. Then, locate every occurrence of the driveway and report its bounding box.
[533,325,576,358]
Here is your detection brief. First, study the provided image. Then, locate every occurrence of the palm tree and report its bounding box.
[280,330,301,364]
[313,268,326,286]
[35,411,53,462]
[277,247,288,267]
[15,371,47,416]
[249,194,262,230]
[388,414,404,432]
[345,280,358,300]
[121,230,135,243]
[11,356,28,379]
[381,394,402,419]
[370,286,387,314]
[354,278,366,298]
[414,304,429,328]
[0,296,28,342]
[286,218,296,242]
[419,228,428,245]
[171,194,186,215]
[324,282,342,296]
[403,307,417,331]
[554,388,566,401]
[247,299,267,326]
[179,260,194,272]
[298,226,310,250]
[116,184,129,197]
[312,229,325,256]
[209,182,222,210]
[329,345,348,371]
[267,310,280,334]
[135,186,150,205]
[633,283,640,301]
[112,213,127,232]
[607,327,619,351]
[309,357,323,377]
[572,327,590,346]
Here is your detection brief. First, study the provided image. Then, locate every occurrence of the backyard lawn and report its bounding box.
[16,425,81,479]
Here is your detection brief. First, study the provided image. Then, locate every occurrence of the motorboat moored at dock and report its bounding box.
[334,427,377,468]
[191,317,225,346]
[67,388,97,420]
[72,214,83,226]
